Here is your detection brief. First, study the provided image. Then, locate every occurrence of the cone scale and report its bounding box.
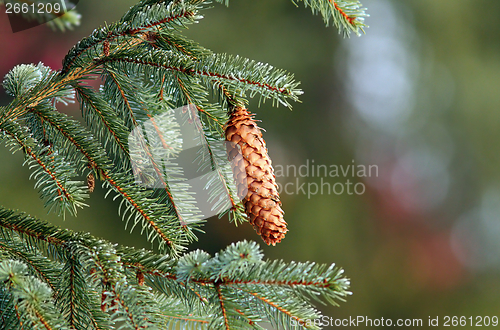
[225,107,287,245]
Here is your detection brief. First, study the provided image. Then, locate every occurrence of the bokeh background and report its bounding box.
[2,0,500,328]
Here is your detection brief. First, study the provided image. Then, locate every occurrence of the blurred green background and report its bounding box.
[2,0,500,328]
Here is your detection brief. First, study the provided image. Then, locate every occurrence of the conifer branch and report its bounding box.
[216,282,231,330]
[97,51,302,109]
[0,240,57,292]
[21,76,192,254]
[173,76,247,224]
[0,207,351,329]
[106,94,191,228]
[102,70,140,128]
[72,83,130,162]
[6,89,194,254]
[7,103,189,254]
[58,250,111,330]
[62,1,204,73]
[0,120,89,217]
[247,289,307,326]
[155,31,210,60]
[0,0,367,327]
[1,65,95,128]
[6,128,73,203]
[28,105,110,173]
[99,69,208,243]
[282,0,367,36]
[0,260,71,330]
[175,76,223,128]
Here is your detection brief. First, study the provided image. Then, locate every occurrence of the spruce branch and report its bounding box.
[0,208,167,329]
[0,208,350,329]
[0,0,368,327]
[62,0,206,74]
[0,260,71,330]
[0,119,89,218]
[123,240,351,329]
[152,30,211,60]
[211,0,368,36]
[72,83,130,166]
[27,104,110,174]
[97,50,302,109]
[4,102,188,253]
[101,59,246,226]
[2,71,202,255]
[296,0,368,36]
[101,70,141,129]
[0,65,96,126]
[56,249,111,330]
[0,237,59,293]
[172,75,248,225]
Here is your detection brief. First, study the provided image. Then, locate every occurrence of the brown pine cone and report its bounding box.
[225,107,287,245]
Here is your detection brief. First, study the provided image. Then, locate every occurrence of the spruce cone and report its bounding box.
[225,107,287,245]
